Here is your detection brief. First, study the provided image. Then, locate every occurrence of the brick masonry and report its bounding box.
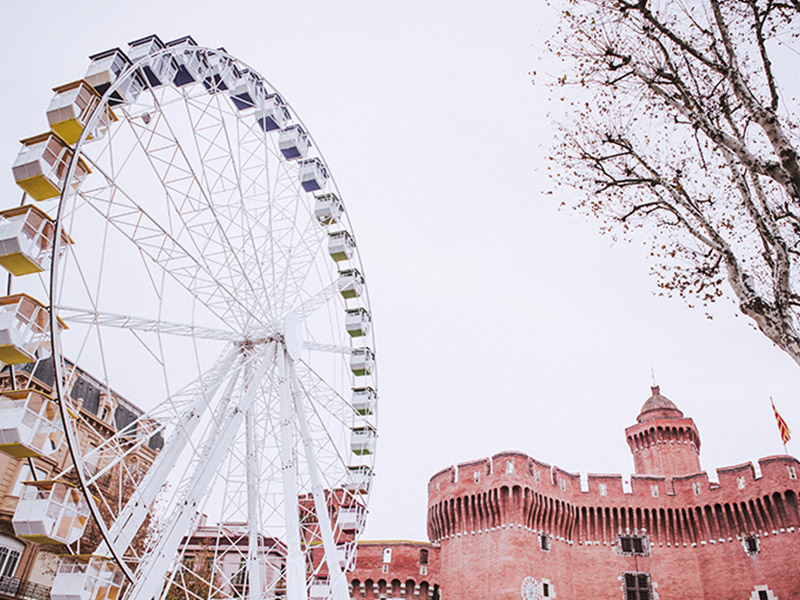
[348,388,800,599]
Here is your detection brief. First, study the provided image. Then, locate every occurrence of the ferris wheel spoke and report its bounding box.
[302,341,353,355]
[178,91,275,322]
[125,90,271,326]
[55,305,241,341]
[74,170,262,329]
[289,277,347,323]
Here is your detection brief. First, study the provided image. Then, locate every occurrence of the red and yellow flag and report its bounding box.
[771,398,791,446]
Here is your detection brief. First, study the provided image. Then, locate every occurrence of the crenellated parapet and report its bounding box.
[427,451,800,548]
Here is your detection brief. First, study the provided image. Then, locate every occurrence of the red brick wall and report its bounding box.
[347,541,440,599]
[427,451,800,599]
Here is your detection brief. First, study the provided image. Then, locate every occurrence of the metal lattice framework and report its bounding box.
[5,36,376,600]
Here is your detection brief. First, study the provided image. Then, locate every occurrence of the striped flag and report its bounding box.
[771,398,791,446]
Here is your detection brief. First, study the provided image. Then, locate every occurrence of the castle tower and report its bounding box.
[624,386,701,478]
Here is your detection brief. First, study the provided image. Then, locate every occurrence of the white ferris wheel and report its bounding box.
[1,34,376,600]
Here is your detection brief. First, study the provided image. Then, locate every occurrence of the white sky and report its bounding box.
[2,1,799,542]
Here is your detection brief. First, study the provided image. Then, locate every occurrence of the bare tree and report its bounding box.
[547,0,800,365]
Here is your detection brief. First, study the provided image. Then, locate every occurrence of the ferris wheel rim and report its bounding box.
[24,40,379,598]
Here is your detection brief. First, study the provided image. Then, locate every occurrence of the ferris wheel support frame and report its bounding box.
[128,342,276,600]
[95,345,240,556]
[288,353,350,600]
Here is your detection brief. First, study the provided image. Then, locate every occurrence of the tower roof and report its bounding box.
[637,386,684,423]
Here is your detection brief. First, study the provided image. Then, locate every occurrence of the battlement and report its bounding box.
[428,451,799,502]
[427,450,800,547]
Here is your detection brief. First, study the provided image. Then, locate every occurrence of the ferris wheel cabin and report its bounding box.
[336,541,357,571]
[12,132,90,201]
[299,157,329,192]
[12,480,89,545]
[128,35,178,89]
[344,465,373,494]
[84,48,143,106]
[279,124,311,160]
[230,69,268,110]
[310,576,331,600]
[349,347,374,377]
[336,503,367,536]
[0,205,71,276]
[203,49,240,93]
[328,231,355,262]
[256,94,291,132]
[350,424,376,456]
[338,268,364,299]
[351,387,377,416]
[46,80,117,145]
[166,36,210,87]
[345,308,371,338]
[0,293,66,365]
[51,555,124,600]
[0,389,63,459]
[314,193,344,225]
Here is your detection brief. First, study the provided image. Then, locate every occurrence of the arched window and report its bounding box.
[382,548,392,563]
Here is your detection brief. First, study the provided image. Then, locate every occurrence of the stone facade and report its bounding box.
[349,388,800,599]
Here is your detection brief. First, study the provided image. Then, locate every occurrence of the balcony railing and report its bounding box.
[0,576,51,600]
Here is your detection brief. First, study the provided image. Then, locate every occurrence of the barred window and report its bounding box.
[623,572,652,600]
[618,535,648,556]
[539,534,550,551]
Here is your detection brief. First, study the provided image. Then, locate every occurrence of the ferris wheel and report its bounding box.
[1,35,376,600]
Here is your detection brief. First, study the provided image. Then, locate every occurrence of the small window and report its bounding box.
[534,470,541,483]
[744,535,759,556]
[474,471,480,483]
[381,564,389,574]
[737,476,746,490]
[693,481,702,495]
[618,534,648,556]
[420,565,428,576]
[100,406,109,421]
[599,483,607,496]
[788,466,797,480]
[759,591,769,600]
[382,548,392,564]
[650,485,659,498]
[623,572,652,600]
[559,479,566,491]
[539,534,550,552]
[541,581,553,598]
[419,549,429,565]
[506,460,514,474]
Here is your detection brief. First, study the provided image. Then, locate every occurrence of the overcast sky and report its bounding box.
[2,1,798,542]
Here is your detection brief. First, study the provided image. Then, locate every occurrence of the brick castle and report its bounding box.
[346,387,800,599]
